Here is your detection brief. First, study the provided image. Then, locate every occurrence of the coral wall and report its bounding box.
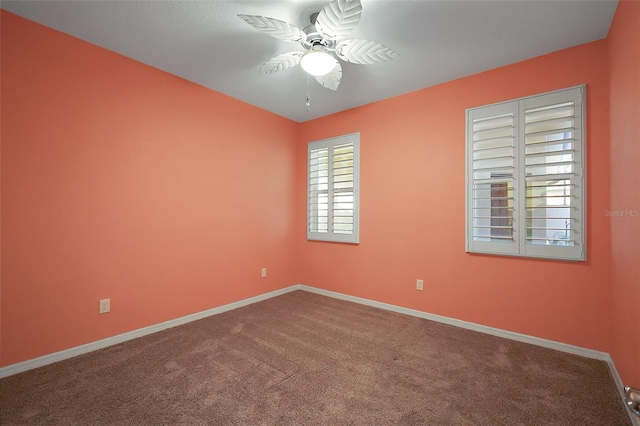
[608,0,640,386]
[1,11,299,366]
[297,40,613,352]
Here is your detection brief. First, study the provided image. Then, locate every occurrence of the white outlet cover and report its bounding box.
[99,299,111,314]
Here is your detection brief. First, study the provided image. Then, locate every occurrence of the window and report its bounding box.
[466,86,585,261]
[308,133,360,244]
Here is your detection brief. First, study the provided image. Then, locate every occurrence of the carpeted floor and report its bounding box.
[0,290,632,425]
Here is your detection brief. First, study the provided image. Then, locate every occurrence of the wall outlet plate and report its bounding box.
[261,268,267,278]
[99,299,111,314]
[416,279,424,291]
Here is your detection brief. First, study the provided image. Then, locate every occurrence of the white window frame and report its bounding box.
[307,133,360,244]
[465,85,586,261]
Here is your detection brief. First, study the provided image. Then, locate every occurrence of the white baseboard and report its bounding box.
[1,284,637,424]
[298,285,609,360]
[0,286,299,379]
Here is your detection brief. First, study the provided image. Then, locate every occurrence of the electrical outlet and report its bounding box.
[261,268,267,278]
[99,298,111,314]
[416,279,424,291]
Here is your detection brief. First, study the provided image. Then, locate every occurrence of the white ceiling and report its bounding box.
[2,0,618,123]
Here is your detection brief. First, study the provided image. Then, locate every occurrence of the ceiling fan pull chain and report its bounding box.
[306,73,311,111]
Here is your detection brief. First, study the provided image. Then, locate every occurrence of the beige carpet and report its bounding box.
[0,290,631,425]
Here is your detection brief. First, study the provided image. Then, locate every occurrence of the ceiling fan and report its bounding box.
[238,0,397,91]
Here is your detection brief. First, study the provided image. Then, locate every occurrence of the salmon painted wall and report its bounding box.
[297,40,613,352]
[608,0,640,386]
[0,11,299,366]
[0,13,4,365]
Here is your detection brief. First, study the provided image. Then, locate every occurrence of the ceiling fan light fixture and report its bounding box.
[300,47,335,76]
[239,0,395,92]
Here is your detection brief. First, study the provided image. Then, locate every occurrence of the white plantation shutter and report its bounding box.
[466,86,585,261]
[467,102,519,256]
[308,133,360,243]
[332,143,356,235]
[309,147,329,233]
[521,88,584,259]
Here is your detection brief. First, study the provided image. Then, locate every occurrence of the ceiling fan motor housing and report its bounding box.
[302,25,335,51]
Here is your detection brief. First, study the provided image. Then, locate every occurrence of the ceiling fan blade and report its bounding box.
[260,51,304,74]
[238,14,306,42]
[336,38,398,65]
[315,60,342,91]
[315,0,362,40]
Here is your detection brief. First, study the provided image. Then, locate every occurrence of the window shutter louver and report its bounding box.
[467,86,585,261]
[308,133,360,244]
